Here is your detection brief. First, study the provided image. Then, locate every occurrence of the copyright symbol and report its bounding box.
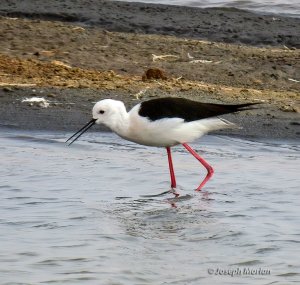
[207,268,214,275]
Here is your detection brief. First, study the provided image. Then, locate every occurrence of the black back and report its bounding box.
[138,97,259,122]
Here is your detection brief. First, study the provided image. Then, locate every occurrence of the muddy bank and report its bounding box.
[0,0,300,47]
[0,17,299,98]
[0,2,299,140]
[1,87,299,140]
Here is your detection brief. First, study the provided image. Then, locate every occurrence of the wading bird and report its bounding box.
[67,97,258,191]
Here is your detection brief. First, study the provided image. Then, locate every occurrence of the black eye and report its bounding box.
[99,110,105,114]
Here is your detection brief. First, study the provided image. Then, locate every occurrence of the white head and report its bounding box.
[92,99,127,129]
[66,99,128,145]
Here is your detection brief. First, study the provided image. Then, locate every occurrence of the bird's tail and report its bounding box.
[234,102,262,112]
[175,118,237,144]
[195,117,237,134]
[218,118,240,129]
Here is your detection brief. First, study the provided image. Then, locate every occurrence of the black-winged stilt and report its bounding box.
[66,97,258,191]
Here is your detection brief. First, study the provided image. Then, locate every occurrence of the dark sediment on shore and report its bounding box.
[0,0,300,47]
[1,87,299,140]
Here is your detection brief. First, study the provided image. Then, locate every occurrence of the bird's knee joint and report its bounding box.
[208,166,214,174]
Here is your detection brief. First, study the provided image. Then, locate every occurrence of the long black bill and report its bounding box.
[66,119,96,145]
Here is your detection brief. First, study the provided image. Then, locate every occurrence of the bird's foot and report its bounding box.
[170,187,180,197]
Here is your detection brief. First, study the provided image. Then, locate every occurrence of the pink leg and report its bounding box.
[182,143,214,191]
[166,147,176,188]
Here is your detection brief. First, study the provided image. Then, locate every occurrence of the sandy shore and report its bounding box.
[0,0,299,139]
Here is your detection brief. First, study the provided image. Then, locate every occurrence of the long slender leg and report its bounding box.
[182,143,214,191]
[166,147,176,188]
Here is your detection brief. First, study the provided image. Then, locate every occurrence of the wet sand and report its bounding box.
[0,0,299,139]
[1,87,299,140]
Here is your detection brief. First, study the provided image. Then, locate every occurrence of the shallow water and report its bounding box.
[0,128,299,284]
[120,0,300,18]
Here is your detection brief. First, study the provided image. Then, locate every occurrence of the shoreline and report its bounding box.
[1,87,299,140]
[0,0,300,47]
[0,1,299,140]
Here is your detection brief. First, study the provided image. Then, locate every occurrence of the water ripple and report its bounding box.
[0,130,299,284]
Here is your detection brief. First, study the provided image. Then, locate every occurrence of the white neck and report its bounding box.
[106,106,130,138]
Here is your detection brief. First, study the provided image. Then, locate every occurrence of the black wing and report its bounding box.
[138,97,259,122]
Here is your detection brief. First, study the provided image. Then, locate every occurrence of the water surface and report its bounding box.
[119,0,300,17]
[0,129,299,284]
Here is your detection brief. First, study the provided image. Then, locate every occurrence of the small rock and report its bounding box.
[142,68,167,81]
